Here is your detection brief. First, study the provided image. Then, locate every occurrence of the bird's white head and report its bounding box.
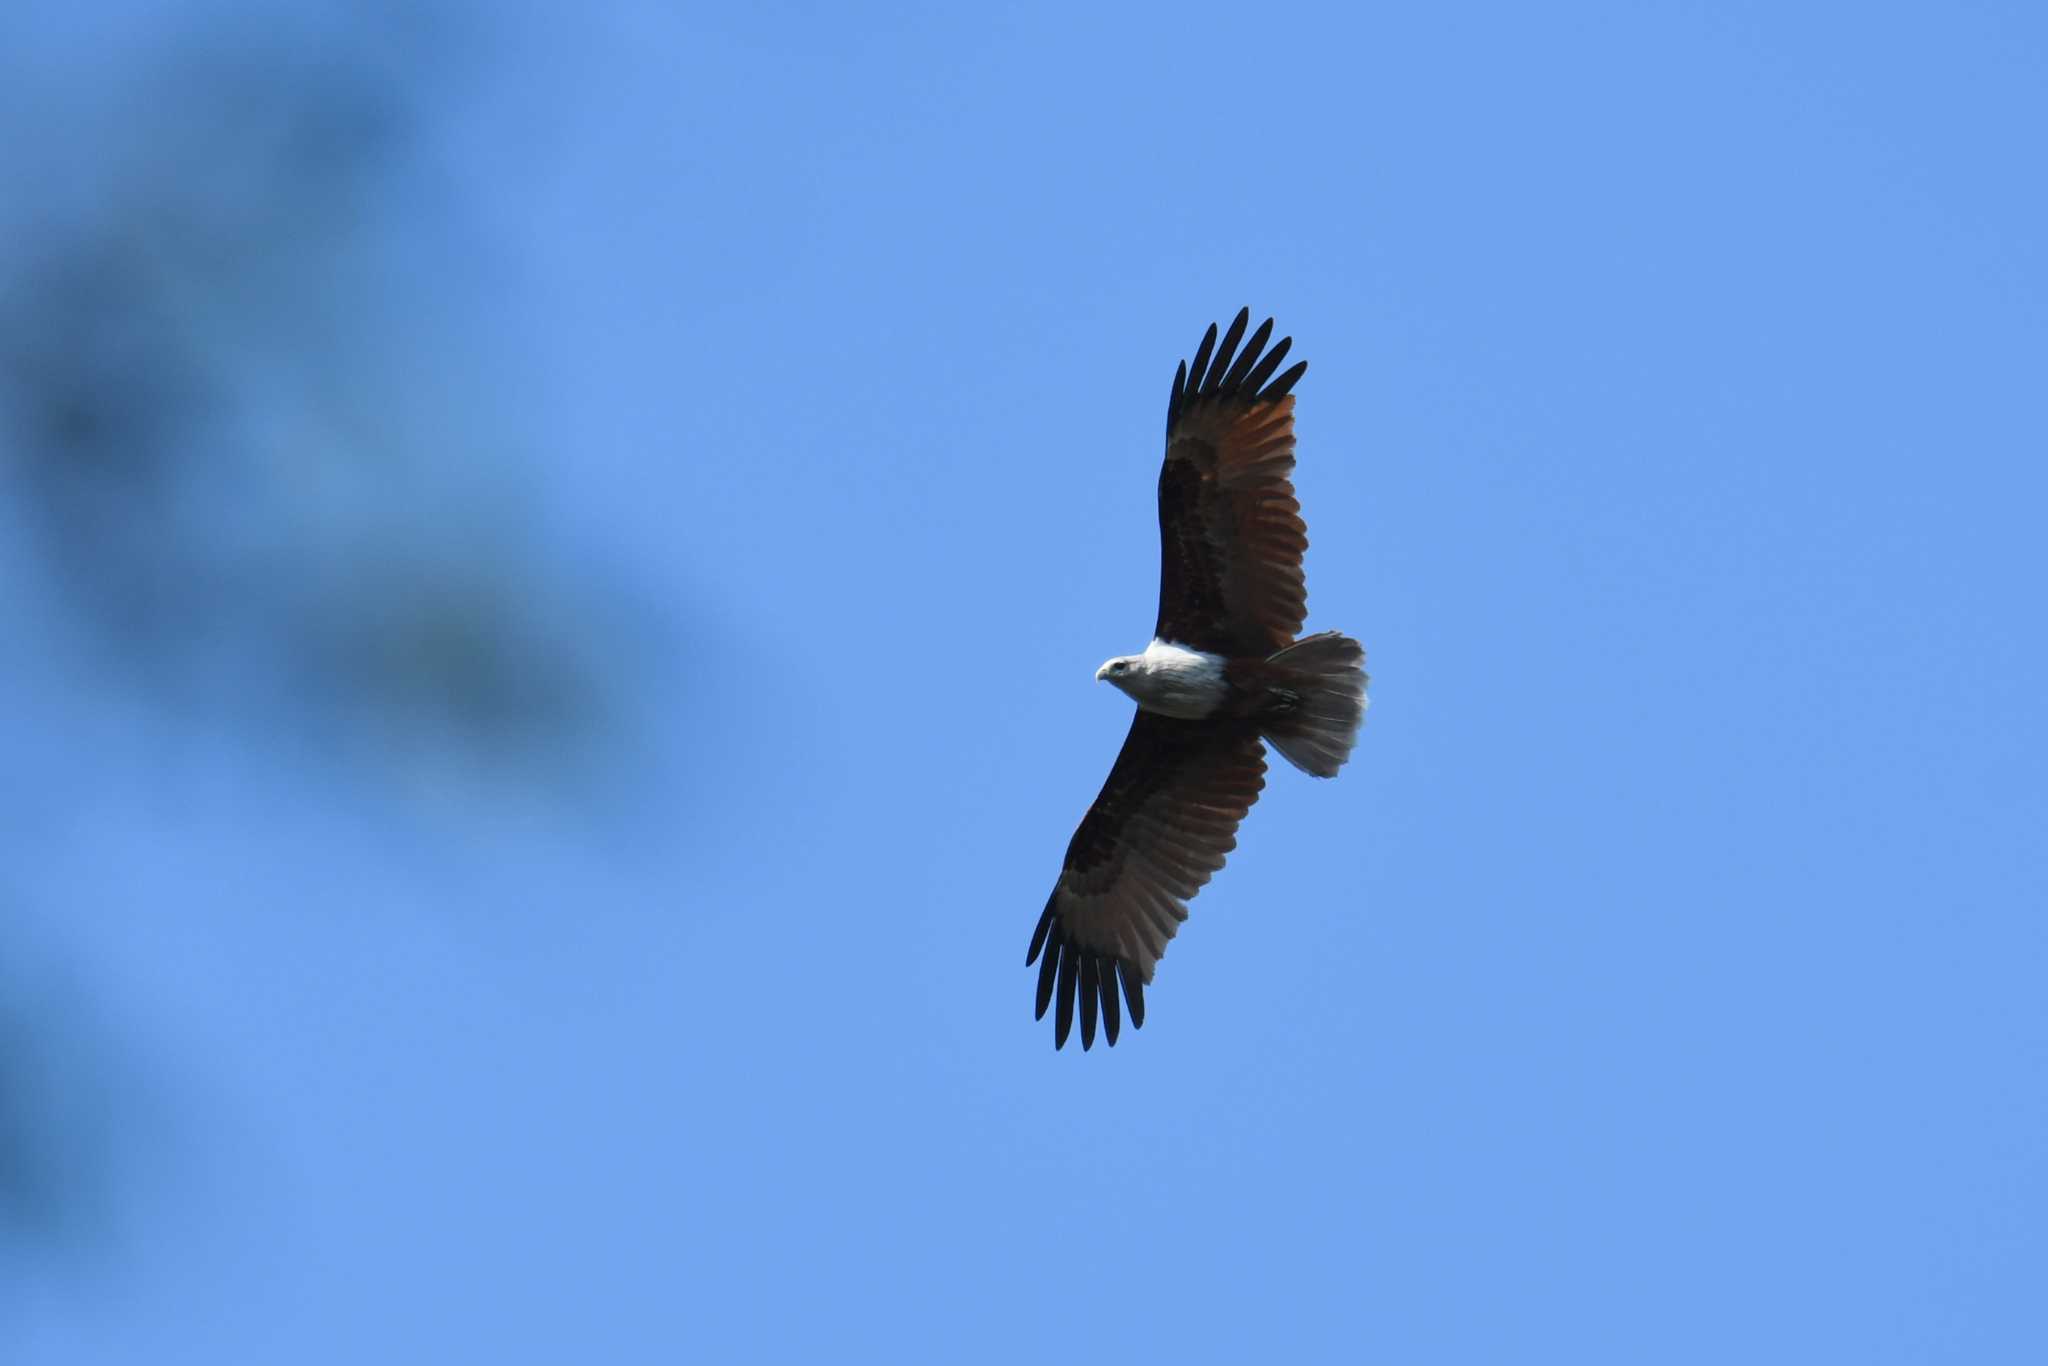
[1097,651,1146,700]
[1095,655,1140,694]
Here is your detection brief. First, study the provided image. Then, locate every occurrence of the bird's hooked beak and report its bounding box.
[1095,663,1111,682]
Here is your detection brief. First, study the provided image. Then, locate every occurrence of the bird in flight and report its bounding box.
[1027,309,1368,1050]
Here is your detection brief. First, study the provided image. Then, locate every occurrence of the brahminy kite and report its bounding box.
[1027,310,1368,1050]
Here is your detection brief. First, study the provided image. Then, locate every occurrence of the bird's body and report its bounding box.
[1097,639,1229,719]
[1028,310,1368,1050]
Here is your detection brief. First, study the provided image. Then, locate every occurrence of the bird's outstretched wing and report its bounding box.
[1156,309,1311,656]
[1027,713,1267,1049]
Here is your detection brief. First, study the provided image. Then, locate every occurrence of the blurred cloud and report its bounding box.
[0,2,701,1266]
[0,931,139,1259]
[0,3,674,793]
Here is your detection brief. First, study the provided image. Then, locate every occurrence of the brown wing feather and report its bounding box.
[1156,309,1311,656]
[1026,712,1267,1049]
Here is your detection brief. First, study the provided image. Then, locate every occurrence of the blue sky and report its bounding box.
[3,1,2044,1362]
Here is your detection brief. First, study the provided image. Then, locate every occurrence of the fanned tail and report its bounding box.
[1261,631,1368,778]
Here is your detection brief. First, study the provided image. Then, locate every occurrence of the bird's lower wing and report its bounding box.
[1027,712,1267,1049]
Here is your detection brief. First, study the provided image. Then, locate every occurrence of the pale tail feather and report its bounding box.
[1262,631,1368,778]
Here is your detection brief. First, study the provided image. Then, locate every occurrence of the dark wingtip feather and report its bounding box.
[1186,322,1219,404]
[1172,314,1303,426]
[1220,316,1275,392]
[1034,932,1060,1020]
[1031,919,1144,1049]
[1240,334,1292,394]
[1025,897,1057,966]
[1079,956,1100,1050]
[1202,308,1251,393]
[1053,943,1078,1049]
[1099,966,1121,1046]
[1119,962,1146,1030]
[1260,358,1309,403]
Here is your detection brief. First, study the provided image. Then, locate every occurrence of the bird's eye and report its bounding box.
[1112,662,1127,673]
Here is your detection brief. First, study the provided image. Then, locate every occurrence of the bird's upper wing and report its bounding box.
[1026,712,1268,1049]
[1155,309,1311,656]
